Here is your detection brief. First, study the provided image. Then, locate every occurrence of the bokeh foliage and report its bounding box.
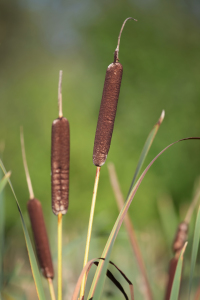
[0,0,200,245]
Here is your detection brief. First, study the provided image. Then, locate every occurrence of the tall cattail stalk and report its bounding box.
[80,17,136,299]
[20,128,56,300]
[51,70,70,300]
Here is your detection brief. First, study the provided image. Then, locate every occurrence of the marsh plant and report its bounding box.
[1,17,200,300]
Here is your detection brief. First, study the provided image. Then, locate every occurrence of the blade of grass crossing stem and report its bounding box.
[169,243,187,300]
[188,206,200,299]
[108,163,152,300]
[0,160,46,300]
[127,110,165,197]
[0,172,11,193]
[88,137,200,300]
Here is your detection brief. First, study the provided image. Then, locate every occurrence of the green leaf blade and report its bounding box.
[188,205,200,299]
[0,160,46,300]
[169,243,187,300]
[88,137,200,300]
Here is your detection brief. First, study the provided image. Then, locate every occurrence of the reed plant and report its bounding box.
[1,17,200,300]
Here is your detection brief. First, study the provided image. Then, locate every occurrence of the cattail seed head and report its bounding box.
[93,61,123,166]
[51,117,70,215]
[27,198,54,279]
[173,221,188,254]
[93,17,136,167]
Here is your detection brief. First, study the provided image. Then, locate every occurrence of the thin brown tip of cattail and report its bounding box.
[51,117,70,215]
[173,221,188,254]
[27,198,54,279]
[115,17,137,62]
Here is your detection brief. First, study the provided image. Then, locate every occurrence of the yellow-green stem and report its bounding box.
[48,278,56,300]
[80,166,101,298]
[58,213,62,300]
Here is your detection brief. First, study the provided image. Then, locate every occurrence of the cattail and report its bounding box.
[20,128,54,279]
[173,221,188,254]
[93,17,137,167]
[51,71,70,215]
[27,199,54,279]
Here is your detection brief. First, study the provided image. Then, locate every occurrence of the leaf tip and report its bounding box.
[158,110,165,125]
[6,171,11,178]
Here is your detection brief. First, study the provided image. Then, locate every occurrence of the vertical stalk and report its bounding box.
[58,213,63,300]
[48,278,56,300]
[80,166,101,298]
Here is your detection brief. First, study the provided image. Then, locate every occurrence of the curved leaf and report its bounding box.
[169,243,187,300]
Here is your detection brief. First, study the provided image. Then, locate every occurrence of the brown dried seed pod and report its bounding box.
[173,221,188,254]
[93,17,136,167]
[27,198,54,279]
[51,117,70,215]
[93,59,123,166]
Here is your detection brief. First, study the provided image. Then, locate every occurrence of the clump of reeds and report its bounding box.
[1,16,200,300]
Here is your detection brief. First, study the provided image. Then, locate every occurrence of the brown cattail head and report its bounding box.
[93,61,123,166]
[27,198,54,279]
[173,221,188,254]
[93,17,136,167]
[51,117,70,215]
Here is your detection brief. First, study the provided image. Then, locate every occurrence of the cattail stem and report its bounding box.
[80,166,101,298]
[58,213,62,300]
[58,70,63,118]
[48,278,56,300]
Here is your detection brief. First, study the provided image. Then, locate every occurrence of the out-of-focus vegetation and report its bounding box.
[1,1,200,298]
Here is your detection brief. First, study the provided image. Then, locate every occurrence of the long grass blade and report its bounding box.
[108,163,152,300]
[188,205,200,299]
[127,110,165,197]
[88,137,200,300]
[0,159,46,300]
[0,172,11,193]
[169,243,187,300]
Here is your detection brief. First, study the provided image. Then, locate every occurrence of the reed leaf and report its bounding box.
[127,110,165,196]
[188,205,200,299]
[88,137,200,300]
[0,172,11,193]
[0,159,46,300]
[169,243,187,300]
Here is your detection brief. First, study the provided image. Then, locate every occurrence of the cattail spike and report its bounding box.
[20,127,34,199]
[115,17,137,62]
[58,70,63,118]
[51,72,70,215]
[173,221,188,255]
[93,17,137,166]
[28,199,54,279]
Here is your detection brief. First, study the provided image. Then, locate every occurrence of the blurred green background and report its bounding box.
[1,0,200,298]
